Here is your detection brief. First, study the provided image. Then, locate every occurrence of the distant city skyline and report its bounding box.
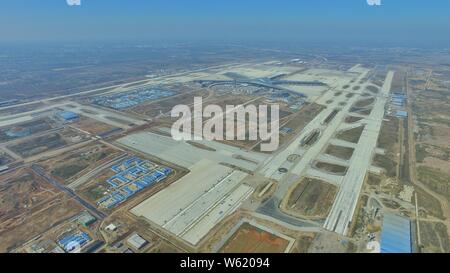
[1,0,449,46]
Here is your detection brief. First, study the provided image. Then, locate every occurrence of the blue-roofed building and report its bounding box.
[390,93,407,108]
[396,110,408,118]
[380,213,412,253]
[58,111,79,121]
[392,92,407,98]
[134,180,146,189]
[97,156,172,210]
[58,232,91,252]
[142,175,156,185]
[112,192,125,202]
[158,167,172,175]
[392,98,404,104]
[90,87,175,110]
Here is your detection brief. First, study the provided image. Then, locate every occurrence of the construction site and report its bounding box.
[0,59,437,254]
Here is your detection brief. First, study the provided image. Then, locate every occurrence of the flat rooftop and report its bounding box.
[380,213,412,253]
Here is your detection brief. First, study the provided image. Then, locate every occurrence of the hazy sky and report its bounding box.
[1,0,449,46]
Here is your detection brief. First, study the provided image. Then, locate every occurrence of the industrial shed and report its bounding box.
[127,233,148,250]
[395,110,408,119]
[58,111,79,121]
[380,213,412,253]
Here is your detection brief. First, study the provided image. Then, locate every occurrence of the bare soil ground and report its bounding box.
[373,154,397,178]
[417,166,450,201]
[348,194,369,239]
[315,161,348,175]
[38,142,122,185]
[284,178,338,219]
[366,85,379,94]
[252,103,325,153]
[7,128,87,158]
[419,221,450,253]
[78,169,116,202]
[354,98,375,108]
[0,118,56,143]
[308,232,357,253]
[0,168,83,252]
[324,144,354,160]
[72,117,118,135]
[345,115,363,123]
[335,126,365,144]
[0,151,14,165]
[366,173,382,186]
[410,78,450,247]
[374,118,400,178]
[416,187,444,220]
[220,223,289,253]
[290,235,315,253]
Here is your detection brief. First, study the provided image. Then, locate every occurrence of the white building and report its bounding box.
[127,234,147,250]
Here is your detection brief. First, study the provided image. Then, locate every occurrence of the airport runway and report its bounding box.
[254,67,389,234]
[323,71,394,235]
